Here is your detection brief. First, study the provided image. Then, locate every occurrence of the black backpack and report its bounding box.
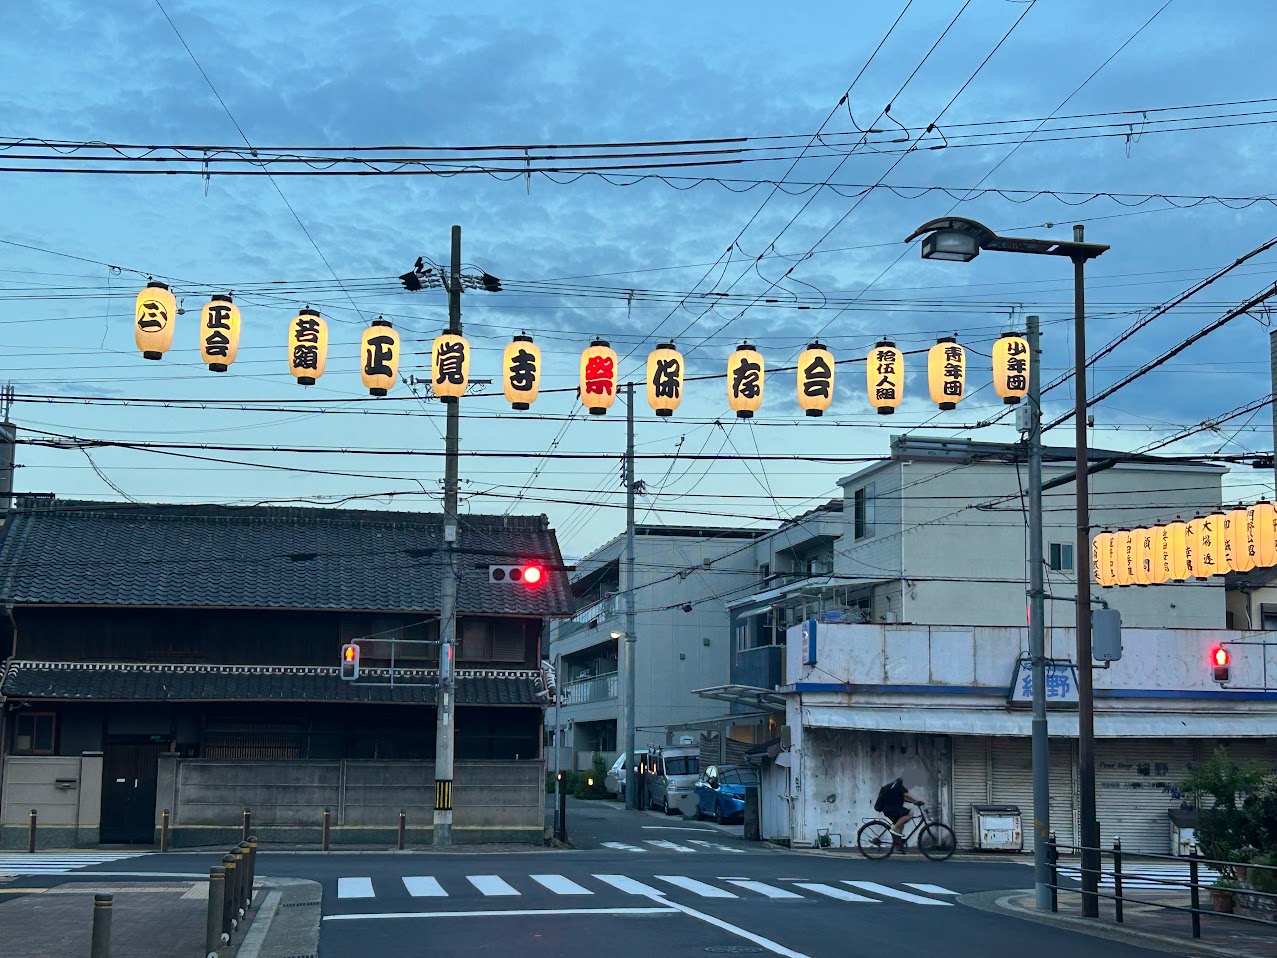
[873,782,892,812]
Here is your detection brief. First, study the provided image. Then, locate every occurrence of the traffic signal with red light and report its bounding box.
[340,642,361,681]
[488,564,545,586]
[1211,646,1230,683]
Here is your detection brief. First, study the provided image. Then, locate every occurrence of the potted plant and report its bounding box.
[1210,877,1240,914]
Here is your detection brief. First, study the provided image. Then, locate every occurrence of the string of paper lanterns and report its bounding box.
[133,284,1029,413]
[1093,501,1277,586]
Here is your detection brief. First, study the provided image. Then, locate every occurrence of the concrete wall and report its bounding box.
[0,752,102,848]
[155,755,544,846]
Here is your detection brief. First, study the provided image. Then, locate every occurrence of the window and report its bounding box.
[1049,543,1074,572]
[758,562,770,584]
[854,484,875,539]
[1261,603,1277,631]
[663,756,697,776]
[14,712,55,754]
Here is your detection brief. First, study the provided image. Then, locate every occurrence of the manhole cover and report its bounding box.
[705,948,763,955]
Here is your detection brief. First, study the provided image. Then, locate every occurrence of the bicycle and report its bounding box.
[856,802,956,861]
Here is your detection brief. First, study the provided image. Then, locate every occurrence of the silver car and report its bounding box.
[646,747,699,815]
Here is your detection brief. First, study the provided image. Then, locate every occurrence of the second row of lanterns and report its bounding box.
[136,282,1031,413]
[1093,502,1277,586]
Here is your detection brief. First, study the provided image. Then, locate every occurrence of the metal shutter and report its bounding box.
[1205,738,1277,773]
[1049,739,1077,848]
[951,737,989,850]
[1095,740,1194,854]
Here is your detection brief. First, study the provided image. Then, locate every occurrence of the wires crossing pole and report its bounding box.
[434,225,463,848]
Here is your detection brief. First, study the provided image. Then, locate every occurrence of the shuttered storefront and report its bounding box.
[951,736,1076,850]
[1203,738,1277,772]
[1095,740,1194,854]
[951,737,988,850]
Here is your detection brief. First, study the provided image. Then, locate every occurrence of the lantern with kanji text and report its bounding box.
[287,308,327,386]
[1166,517,1189,580]
[1092,530,1115,587]
[1185,516,1205,580]
[1228,505,1254,573]
[1132,527,1153,586]
[431,331,470,402]
[727,342,764,418]
[991,332,1030,405]
[361,318,400,396]
[580,338,618,415]
[199,294,241,372]
[927,336,965,410]
[867,340,903,415]
[1152,524,1172,584]
[503,334,541,410]
[134,281,177,360]
[1252,500,1277,567]
[646,342,684,417]
[1113,529,1135,587]
[796,341,834,417]
[1199,512,1227,576]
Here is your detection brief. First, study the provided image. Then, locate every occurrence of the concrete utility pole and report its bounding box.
[434,225,463,847]
[624,382,639,811]
[1024,314,1051,910]
[1270,327,1277,496]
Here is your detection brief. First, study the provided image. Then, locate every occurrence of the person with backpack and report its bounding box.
[874,777,922,849]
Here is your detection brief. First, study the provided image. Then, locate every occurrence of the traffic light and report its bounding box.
[488,564,545,586]
[340,642,361,681]
[1211,646,1230,683]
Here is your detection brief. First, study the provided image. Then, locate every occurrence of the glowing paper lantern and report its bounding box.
[1252,500,1277,568]
[199,294,241,372]
[991,332,1030,405]
[867,340,903,415]
[1113,530,1135,587]
[1185,516,1204,580]
[1152,524,1172,585]
[287,308,327,386]
[794,341,834,417]
[134,281,177,360]
[645,341,684,417]
[1092,531,1114,587]
[1198,512,1227,577]
[927,336,965,410]
[1132,528,1153,586]
[503,334,541,410]
[361,318,400,396]
[1228,505,1254,573]
[727,342,764,418]
[431,331,470,402]
[579,338,618,415]
[1166,518,1189,581]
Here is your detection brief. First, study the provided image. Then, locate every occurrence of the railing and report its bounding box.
[570,595,618,625]
[1047,837,1277,941]
[563,671,618,704]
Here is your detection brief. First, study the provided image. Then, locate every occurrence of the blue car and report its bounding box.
[693,764,758,824]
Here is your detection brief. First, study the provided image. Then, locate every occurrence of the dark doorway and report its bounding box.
[100,741,166,843]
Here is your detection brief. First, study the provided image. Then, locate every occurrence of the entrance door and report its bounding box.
[100,741,166,843]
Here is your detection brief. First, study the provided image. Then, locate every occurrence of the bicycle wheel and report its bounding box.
[918,822,956,861]
[857,820,895,860]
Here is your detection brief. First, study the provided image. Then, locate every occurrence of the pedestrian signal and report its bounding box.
[1211,646,1230,683]
[340,643,361,681]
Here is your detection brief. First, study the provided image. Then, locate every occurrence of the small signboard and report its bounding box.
[1007,658,1079,708]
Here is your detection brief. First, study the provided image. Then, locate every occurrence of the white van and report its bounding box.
[645,745,700,815]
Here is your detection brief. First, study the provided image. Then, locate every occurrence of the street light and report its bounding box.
[906,216,1108,917]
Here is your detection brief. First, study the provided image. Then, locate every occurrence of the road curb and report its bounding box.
[237,877,322,958]
[960,888,1268,958]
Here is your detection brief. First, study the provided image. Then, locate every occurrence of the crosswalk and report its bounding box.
[0,852,144,876]
[599,839,745,854]
[333,872,960,906]
[1057,863,1221,890]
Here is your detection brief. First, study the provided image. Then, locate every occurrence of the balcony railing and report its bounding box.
[562,671,619,705]
[570,594,618,625]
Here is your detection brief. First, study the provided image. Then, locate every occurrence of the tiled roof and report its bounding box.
[0,661,545,706]
[0,500,571,616]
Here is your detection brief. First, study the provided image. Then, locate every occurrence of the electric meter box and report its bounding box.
[971,804,1023,851]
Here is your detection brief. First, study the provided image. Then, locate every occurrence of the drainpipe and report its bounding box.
[1239,588,1254,630]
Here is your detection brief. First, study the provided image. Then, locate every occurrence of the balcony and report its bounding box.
[563,671,619,706]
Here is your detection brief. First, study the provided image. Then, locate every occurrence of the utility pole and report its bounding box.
[1270,327,1277,497]
[1024,314,1051,910]
[624,382,638,811]
[553,653,565,842]
[434,225,463,847]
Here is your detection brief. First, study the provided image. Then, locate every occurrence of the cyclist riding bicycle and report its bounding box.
[875,777,922,849]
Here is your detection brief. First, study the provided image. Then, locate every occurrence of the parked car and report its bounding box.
[646,745,700,815]
[604,750,648,799]
[694,764,758,824]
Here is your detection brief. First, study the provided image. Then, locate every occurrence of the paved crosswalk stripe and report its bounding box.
[1056,865,1219,889]
[600,842,646,852]
[592,874,666,897]
[402,877,447,897]
[644,840,696,853]
[686,840,746,854]
[469,875,520,896]
[337,877,375,899]
[724,880,803,899]
[655,876,737,899]
[0,854,141,875]
[531,874,593,896]
[794,882,878,902]
[904,883,959,895]
[843,881,952,906]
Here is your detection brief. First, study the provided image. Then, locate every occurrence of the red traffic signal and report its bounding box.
[340,642,361,681]
[488,564,546,586]
[1211,646,1230,683]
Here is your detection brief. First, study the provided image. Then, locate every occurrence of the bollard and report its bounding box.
[1189,846,1201,939]
[207,866,226,953]
[237,842,252,912]
[322,807,331,851]
[241,809,251,843]
[90,893,112,958]
[235,846,249,919]
[247,837,258,909]
[27,808,37,853]
[1113,838,1124,923]
[1047,833,1058,913]
[222,853,238,937]
[398,810,406,851]
[160,808,170,853]
[556,772,567,843]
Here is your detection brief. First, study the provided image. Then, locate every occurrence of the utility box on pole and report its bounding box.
[1092,608,1122,663]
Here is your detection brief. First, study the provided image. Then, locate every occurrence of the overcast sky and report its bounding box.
[1,0,1274,558]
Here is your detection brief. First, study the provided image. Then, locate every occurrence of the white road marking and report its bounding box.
[687,840,745,854]
[337,877,375,899]
[794,882,878,902]
[593,874,667,897]
[468,875,520,896]
[644,840,696,853]
[654,897,815,958]
[655,875,737,899]
[842,881,953,906]
[600,842,646,852]
[323,906,676,921]
[725,880,804,899]
[641,825,717,832]
[402,877,447,897]
[0,854,142,876]
[530,874,593,896]
[904,883,959,895]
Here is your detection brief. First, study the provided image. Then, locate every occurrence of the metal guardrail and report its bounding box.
[1046,836,1277,941]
